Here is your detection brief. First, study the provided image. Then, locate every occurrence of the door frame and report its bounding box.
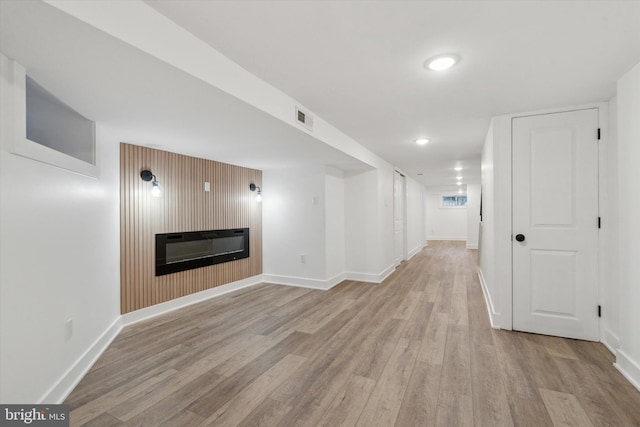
[490,102,608,335]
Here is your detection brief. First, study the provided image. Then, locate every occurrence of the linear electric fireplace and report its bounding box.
[155,228,249,276]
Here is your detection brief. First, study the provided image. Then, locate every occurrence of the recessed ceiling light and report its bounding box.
[456,176,463,180]
[415,138,430,145]
[454,166,463,171]
[457,182,463,186]
[458,189,463,194]
[425,54,460,71]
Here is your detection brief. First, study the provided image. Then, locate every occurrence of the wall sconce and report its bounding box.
[140,169,161,197]
[249,183,262,202]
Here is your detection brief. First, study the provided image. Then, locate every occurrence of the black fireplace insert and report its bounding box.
[155,228,249,276]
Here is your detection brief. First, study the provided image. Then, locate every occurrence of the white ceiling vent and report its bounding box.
[295,105,313,131]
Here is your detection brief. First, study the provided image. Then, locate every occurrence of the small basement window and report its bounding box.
[442,195,467,207]
[26,76,95,165]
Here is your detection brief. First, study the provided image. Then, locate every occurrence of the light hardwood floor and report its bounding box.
[66,241,640,426]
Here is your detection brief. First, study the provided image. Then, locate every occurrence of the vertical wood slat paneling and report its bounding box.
[119,143,262,314]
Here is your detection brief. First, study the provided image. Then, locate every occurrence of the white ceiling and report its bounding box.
[145,0,640,186]
[0,0,369,172]
[2,1,640,186]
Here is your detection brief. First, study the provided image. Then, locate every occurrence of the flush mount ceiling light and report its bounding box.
[454,166,463,171]
[456,176,463,180]
[425,54,460,71]
[415,138,430,145]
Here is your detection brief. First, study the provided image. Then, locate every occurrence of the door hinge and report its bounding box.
[598,217,601,229]
[597,128,601,140]
[598,305,602,318]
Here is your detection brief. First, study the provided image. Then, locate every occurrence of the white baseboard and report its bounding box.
[427,236,466,241]
[477,267,500,329]
[346,263,396,284]
[601,328,620,355]
[41,317,123,404]
[615,349,640,393]
[407,244,425,260]
[466,243,478,249]
[262,273,345,291]
[122,275,263,326]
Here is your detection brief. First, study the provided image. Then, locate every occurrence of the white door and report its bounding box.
[394,171,406,265]
[512,109,599,341]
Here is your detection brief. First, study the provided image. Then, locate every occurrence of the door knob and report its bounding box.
[515,234,525,242]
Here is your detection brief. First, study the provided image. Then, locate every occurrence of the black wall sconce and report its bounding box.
[140,169,161,197]
[249,183,262,202]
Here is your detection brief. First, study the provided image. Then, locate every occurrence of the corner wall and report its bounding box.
[615,61,640,390]
[425,191,467,241]
[262,167,328,288]
[0,54,120,403]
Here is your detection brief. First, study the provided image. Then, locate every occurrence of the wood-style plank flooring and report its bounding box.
[66,241,640,426]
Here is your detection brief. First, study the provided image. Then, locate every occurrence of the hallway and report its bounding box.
[66,241,640,426]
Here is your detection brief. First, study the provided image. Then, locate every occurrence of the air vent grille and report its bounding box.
[295,105,313,131]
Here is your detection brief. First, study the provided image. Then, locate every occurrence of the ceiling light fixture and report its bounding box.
[454,166,463,171]
[456,176,463,180]
[425,54,460,71]
[457,182,463,186]
[415,138,430,145]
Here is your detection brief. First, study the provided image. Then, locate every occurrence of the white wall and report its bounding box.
[616,61,640,390]
[406,177,426,258]
[262,167,327,283]
[377,164,396,271]
[477,115,514,330]
[479,124,496,321]
[264,164,409,287]
[0,54,120,403]
[466,184,481,249]
[325,167,345,279]
[344,169,381,278]
[425,190,467,241]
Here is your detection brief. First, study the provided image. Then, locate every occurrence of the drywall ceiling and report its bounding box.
[0,0,369,172]
[145,0,640,186]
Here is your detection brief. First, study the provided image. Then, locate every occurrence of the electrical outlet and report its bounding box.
[65,318,73,341]
[300,254,306,264]
[204,181,210,192]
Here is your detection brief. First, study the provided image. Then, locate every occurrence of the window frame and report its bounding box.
[440,194,468,208]
[6,58,99,178]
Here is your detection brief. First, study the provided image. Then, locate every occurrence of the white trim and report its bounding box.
[122,275,262,326]
[477,267,500,329]
[498,102,608,332]
[426,236,466,241]
[5,56,99,178]
[407,244,425,260]
[601,328,620,355]
[346,263,396,284]
[466,244,478,249]
[262,273,345,291]
[40,317,123,404]
[615,349,640,393]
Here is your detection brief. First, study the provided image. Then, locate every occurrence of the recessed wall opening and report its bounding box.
[26,75,96,164]
[155,228,250,276]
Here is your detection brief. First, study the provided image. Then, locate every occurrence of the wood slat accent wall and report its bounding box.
[120,143,262,314]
